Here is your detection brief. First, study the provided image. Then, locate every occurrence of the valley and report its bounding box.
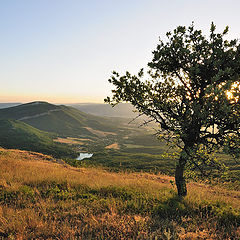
[0,101,240,183]
[0,101,240,239]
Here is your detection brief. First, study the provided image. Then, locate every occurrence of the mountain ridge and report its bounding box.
[0,101,125,138]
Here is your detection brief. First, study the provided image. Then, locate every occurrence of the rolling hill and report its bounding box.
[0,119,77,158]
[0,102,21,109]
[68,102,138,118]
[0,101,126,138]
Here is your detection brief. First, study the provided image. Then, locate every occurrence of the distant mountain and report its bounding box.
[0,101,124,138]
[0,103,21,109]
[68,103,138,118]
[0,119,77,158]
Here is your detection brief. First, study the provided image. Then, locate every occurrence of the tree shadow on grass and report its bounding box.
[151,194,240,239]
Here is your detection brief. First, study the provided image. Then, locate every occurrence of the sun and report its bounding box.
[226,82,240,103]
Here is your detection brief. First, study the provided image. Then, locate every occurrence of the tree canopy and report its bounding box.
[105,23,240,196]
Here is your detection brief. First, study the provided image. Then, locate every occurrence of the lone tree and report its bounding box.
[105,23,240,196]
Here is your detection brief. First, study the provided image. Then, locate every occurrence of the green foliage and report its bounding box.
[184,145,227,181]
[106,23,240,195]
[83,151,176,175]
[0,185,36,208]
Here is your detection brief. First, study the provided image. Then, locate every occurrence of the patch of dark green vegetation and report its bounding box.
[82,132,240,188]
[82,151,176,175]
[0,119,77,159]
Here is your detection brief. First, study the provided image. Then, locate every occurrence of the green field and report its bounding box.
[78,131,240,188]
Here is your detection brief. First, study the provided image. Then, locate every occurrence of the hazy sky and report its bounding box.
[1,0,240,103]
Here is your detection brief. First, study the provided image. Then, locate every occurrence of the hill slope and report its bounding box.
[0,119,77,158]
[68,102,137,118]
[0,148,239,239]
[0,101,125,137]
[0,102,21,109]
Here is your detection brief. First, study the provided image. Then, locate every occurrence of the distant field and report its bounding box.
[54,137,84,145]
[84,127,117,137]
[105,143,119,149]
[56,129,240,185]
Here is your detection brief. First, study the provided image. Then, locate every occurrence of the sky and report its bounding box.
[1,0,240,103]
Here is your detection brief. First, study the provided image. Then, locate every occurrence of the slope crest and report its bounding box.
[0,101,122,137]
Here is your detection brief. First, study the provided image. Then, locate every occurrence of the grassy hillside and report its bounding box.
[0,101,126,138]
[0,148,239,239]
[0,119,77,158]
[0,101,58,119]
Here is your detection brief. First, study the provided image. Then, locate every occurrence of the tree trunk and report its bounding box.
[175,155,187,197]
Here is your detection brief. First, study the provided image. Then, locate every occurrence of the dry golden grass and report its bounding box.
[53,137,84,145]
[0,147,239,239]
[84,127,117,137]
[0,148,171,195]
[69,137,93,142]
[105,143,119,150]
